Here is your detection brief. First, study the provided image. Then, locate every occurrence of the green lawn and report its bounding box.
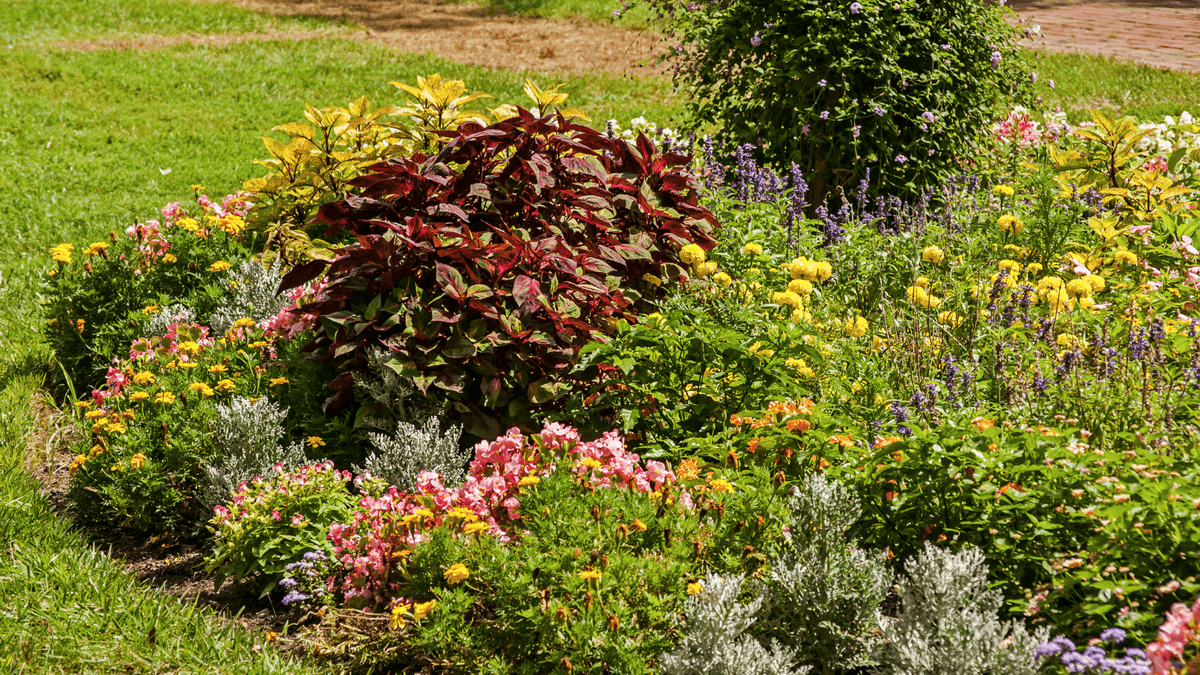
[1033,51,1200,122]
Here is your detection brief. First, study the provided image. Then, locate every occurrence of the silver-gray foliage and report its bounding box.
[208,259,288,334]
[199,396,306,510]
[660,573,806,675]
[146,303,194,336]
[356,416,467,491]
[760,473,892,671]
[874,542,1049,675]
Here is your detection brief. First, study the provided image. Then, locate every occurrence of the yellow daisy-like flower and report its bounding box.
[1113,249,1137,266]
[269,377,289,387]
[208,364,228,374]
[742,243,764,256]
[462,521,489,536]
[518,475,541,487]
[579,457,602,469]
[1026,262,1044,277]
[215,379,237,393]
[443,563,470,585]
[997,214,1024,234]
[129,453,146,470]
[176,218,200,233]
[709,478,733,493]
[679,243,706,266]
[84,409,108,420]
[49,243,74,264]
[178,361,199,370]
[85,241,109,257]
[785,357,815,378]
[388,605,407,631]
[209,260,231,273]
[412,600,437,621]
[234,318,257,329]
[630,518,648,532]
[142,304,159,315]
[992,184,1015,197]
[162,253,178,263]
[129,391,150,403]
[579,569,603,582]
[921,246,944,263]
[712,272,733,287]
[154,391,176,405]
[133,371,156,385]
[687,581,704,596]
[306,436,326,448]
[788,278,814,296]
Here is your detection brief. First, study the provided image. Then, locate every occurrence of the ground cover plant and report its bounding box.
[9,0,1200,672]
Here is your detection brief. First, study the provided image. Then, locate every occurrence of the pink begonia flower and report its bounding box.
[292,513,305,527]
[1186,268,1200,290]
[1145,281,1164,292]
[271,510,282,522]
[1175,235,1199,257]
[1070,259,1092,276]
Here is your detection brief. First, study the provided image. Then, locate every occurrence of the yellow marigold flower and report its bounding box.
[1083,274,1105,293]
[74,400,92,409]
[89,444,105,457]
[790,307,812,323]
[110,462,124,472]
[388,605,407,631]
[579,569,603,581]
[772,290,802,309]
[712,272,733,287]
[306,436,326,448]
[85,241,109,256]
[906,285,931,308]
[234,318,257,329]
[269,377,289,387]
[68,454,87,476]
[872,335,888,352]
[1045,288,1071,313]
[921,246,945,263]
[993,184,1015,197]
[154,391,176,405]
[133,371,156,385]
[75,319,86,333]
[845,316,868,338]
[913,276,930,288]
[1078,296,1096,310]
[518,475,541,487]
[1065,278,1092,300]
[178,361,198,369]
[462,521,488,536]
[579,457,602,469]
[177,218,200,233]
[206,260,230,273]
[218,215,245,236]
[84,409,107,420]
[937,311,962,328]
[631,518,648,532]
[49,243,74,264]
[1036,276,1063,296]
[162,253,178,263]
[1026,262,1044,277]
[249,341,268,348]
[679,243,706,266]
[788,278,814,296]
[129,391,150,402]
[412,600,437,621]
[997,214,1024,234]
[208,364,228,374]
[215,379,237,393]
[687,581,704,595]
[130,453,146,470]
[105,422,127,434]
[998,259,1022,276]
[177,341,201,355]
[785,357,815,378]
[742,243,764,256]
[143,304,159,314]
[694,261,718,277]
[444,563,470,585]
[1113,249,1137,266]
[709,478,733,493]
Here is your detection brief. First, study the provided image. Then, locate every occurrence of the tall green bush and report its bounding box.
[646,0,1032,199]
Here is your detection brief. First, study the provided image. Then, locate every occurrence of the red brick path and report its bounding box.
[1009,0,1200,73]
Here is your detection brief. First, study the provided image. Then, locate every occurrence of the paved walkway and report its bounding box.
[1010,0,1200,73]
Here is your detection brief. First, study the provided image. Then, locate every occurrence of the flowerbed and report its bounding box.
[38,59,1200,674]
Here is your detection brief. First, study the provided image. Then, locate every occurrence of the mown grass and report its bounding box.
[450,0,656,28]
[1034,51,1200,122]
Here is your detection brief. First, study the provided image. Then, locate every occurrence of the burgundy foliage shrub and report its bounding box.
[280,110,718,437]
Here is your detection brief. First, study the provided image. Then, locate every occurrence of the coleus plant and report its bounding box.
[280,109,719,439]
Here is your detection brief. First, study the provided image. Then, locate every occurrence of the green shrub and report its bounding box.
[646,0,1032,198]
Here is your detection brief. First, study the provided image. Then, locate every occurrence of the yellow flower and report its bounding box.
[518,475,542,487]
[462,521,488,536]
[1083,274,1105,293]
[269,377,289,387]
[998,259,1022,277]
[129,391,150,402]
[687,581,704,596]
[772,291,802,309]
[142,304,160,315]
[215,379,237,393]
[1064,278,1092,300]
[906,285,932,308]
[306,436,326,448]
[712,272,733,287]
[130,453,146,470]
[1026,262,1044,277]
[993,184,1015,197]
[579,457,602,469]
[133,371,156,385]
[694,261,718,277]
[388,605,407,631]
[85,409,108,420]
[785,357,815,378]
[787,278,814,296]
[444,563,470,585]
[154,391,176,405]
[641,272,662,287]
[679,243,706,266]
[208,364,228,374]
[75,319,86,333]
[178,361,198,370]
[579,569,603,582]
[997,214,1024,234]
[89,444,105,458]
[630,518,648,532]
[209,260,231,272]
[49,243,74,264]
[74,400,92,409]
[162,253,178,263]
[177,218,200,233]
[938,311,962,328]
[742,243,764,256]
[921,246,944,263]
[412,600,437,621]
[1113,250,1137,266]
[249,341,268,348]
[84,241,109,256]
[844,316,868,338]
[709,478,733,493]
[234,318,257,329]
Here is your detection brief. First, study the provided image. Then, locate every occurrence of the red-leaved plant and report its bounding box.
[280,110,718,438]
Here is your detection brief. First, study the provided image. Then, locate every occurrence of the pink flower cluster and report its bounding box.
[328,423,679,610]
[1147,595,1200,673]
[212,460,351,527]
[261,277,328,340]
[993,109,1046,149]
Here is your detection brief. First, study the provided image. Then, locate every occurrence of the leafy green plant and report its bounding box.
[643,0,1032,198]
[281,110,719,439]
